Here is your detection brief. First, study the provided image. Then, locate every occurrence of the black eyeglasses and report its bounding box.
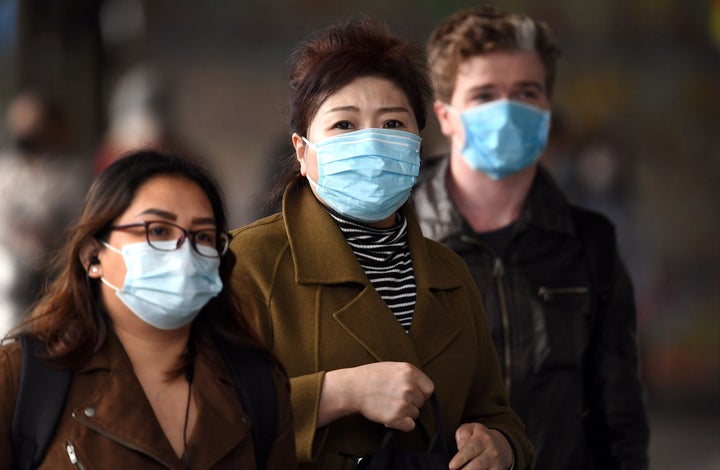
[110,221,231,258]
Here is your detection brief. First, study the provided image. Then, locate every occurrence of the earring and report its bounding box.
[90,266,99,273]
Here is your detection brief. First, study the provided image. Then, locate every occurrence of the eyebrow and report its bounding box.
[465,81,543,97]
[138,208,216,225]
[324,105,412,114]
[464,84,494,98]
[516,81,544,90]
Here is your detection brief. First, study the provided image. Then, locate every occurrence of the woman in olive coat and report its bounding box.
[231,19,532,470]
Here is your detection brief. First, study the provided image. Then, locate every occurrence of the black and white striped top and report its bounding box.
[327,211,417,331]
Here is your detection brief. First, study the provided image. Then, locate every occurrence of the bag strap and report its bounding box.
[11,335,72,470]
[215,336,277,470]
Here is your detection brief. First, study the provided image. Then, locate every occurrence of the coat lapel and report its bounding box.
[284,183,463,368]
[72,336,180,467]
[332,284,421,365]
[72,335,250,468]
[405,207,462,365]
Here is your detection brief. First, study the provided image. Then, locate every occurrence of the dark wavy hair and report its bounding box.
[7,150,268,372]
[265,17,433,212]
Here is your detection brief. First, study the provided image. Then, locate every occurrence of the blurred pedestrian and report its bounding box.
[0,91,89,333]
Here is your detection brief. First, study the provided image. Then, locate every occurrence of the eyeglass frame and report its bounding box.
[108,220,232,258]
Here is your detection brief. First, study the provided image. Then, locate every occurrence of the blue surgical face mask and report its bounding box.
[302,128,421,223]
[452,99,551,180]
[100,239,223,330]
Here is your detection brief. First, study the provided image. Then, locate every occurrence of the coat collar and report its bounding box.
[282,181,461,292]
[282,181,461,366]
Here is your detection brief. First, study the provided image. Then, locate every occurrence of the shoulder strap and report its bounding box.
[11,336,72,470]
[215,337,277,470]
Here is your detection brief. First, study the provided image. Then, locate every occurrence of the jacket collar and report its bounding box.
[74,333,250,467]
[413,157,575,238]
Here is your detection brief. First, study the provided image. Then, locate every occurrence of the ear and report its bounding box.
[291,132,308,176]
[79,239,103,278]
[434,100,456,137]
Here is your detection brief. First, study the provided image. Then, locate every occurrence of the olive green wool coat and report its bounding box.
[230,182,532,469]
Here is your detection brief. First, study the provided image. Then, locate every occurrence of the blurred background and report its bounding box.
[0,0,718,467]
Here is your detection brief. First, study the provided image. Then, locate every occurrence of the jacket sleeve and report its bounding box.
[0,342,21,464]
[586,254,649,469]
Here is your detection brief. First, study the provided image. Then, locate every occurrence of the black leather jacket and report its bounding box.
[412,157,649,470]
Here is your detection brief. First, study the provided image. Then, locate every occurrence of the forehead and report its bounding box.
[316,76,411,112]
[123,174,213,215]
[454,50,545,91]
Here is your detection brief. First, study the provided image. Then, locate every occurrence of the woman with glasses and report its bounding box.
[230,19,532,470]
[0,150,297,469]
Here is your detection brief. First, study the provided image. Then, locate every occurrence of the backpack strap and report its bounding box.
[11,335,72,470]
[215,336,277,470]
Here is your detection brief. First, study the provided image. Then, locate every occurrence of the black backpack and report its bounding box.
[11,335,277,470]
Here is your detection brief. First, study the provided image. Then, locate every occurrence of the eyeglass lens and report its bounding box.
[146,221,227,256]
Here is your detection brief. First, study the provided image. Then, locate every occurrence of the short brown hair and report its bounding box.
[427,6,561,102]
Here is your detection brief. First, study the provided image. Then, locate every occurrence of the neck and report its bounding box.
[113,322,191,378]
[447,152,536,233]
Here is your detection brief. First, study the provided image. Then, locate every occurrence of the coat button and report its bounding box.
[84,407,96,417]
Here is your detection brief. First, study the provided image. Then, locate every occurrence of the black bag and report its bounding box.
[358,393,451,470]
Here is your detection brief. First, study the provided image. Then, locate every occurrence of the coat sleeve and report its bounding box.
[586,254,649,469]
[234,270,328,463]
[266,366,300,469]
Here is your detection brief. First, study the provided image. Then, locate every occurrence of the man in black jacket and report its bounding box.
[412,6,649,469]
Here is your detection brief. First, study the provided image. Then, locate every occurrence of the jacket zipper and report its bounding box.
[493,257,512,392]
[537,286,589,301]
[72,412,175,468]
[459,235,513,392]
[65,441,86,470]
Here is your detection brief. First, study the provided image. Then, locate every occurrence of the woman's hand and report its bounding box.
[449,423,513,470]
[318,361,434,430]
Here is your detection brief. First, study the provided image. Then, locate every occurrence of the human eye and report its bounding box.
[193,229,217,247]
[147,222,175,240]
[470,90,496,104]
[332,121,354,130]
[513,85,545,104]
[383,119,403,129]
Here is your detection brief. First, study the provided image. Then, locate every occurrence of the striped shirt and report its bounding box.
[327,211,417,331]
